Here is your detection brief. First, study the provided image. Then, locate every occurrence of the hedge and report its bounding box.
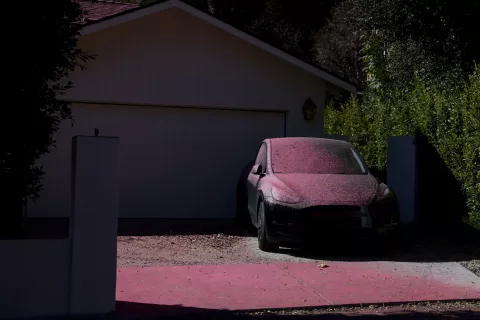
[325,66,480,228]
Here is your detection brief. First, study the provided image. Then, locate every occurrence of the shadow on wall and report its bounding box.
[117,218,255,236]
[24,218,70,239]
[415,132,469,226]
[118,160,257,237]
[24,218,255,238]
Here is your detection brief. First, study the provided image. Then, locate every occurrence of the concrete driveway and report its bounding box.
[116,220,480,317]
[116,262,480,317]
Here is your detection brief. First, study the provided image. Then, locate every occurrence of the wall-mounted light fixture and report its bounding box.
[302,97,317,121]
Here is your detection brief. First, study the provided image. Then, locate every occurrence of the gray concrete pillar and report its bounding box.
[387,136,418,224]
[69,136,119,315]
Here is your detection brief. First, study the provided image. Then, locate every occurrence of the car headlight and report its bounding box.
[373,184,395,204]
[271,186,301,204]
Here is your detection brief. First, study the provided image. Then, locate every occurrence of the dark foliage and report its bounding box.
[143,0,340,66]
[333,0,480,89]
[314,1,365,88]
[254,0,339,56]
[1,1,92,238]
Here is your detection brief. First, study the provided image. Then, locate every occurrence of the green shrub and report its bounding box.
[325,66,480,227]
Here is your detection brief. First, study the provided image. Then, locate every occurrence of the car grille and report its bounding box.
[310,216,362,228]
[305,206,363,228]
[307,205,362,217]
[316,205,361,211]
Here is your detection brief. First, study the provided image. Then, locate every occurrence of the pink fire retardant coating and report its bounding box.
[77,0,139,23]
[116,264,328,317]
[275,173,378,206]
[263,138,379,207]
[270,138,364,175]
[116,262,480,317]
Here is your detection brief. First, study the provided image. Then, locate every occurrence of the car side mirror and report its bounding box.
[251,164,263,175]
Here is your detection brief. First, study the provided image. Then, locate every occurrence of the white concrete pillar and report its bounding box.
[387,136,418,224]
[69,136,119,315]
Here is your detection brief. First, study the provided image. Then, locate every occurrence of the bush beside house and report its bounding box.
[325,66,480,228]
[1,1,90,238]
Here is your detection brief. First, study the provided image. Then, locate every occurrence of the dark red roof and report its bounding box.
[77,0,140,23]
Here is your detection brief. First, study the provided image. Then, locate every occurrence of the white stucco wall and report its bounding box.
[2,147,119,317]
[0,240,71,318]
[66,7,328,137]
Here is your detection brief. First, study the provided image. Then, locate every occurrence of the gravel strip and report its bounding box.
[115,301,480,319]
[118,233,252,267]
[117,233,331,267]
[238,300,480,319]
[461,260,480,277]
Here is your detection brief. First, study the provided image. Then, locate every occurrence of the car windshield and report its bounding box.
[271,139,367,175]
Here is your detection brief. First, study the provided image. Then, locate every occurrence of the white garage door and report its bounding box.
[29,103,285,219]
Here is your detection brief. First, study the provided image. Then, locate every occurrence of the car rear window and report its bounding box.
[271,139,367,175]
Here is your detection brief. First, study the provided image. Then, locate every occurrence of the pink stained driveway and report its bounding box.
[116,262,480,317]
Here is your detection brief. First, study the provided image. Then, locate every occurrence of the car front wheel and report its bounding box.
[257,201,278,252]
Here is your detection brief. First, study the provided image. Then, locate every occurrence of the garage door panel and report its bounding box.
[29,104,284,218]
[129,107,283,218]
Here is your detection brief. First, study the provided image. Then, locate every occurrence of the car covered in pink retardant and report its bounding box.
[236,137,400,252]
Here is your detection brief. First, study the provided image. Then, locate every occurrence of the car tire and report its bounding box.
[380,231,399,253]
[372,241,387,256]
[371,233,396,256]
[257,201,278,252]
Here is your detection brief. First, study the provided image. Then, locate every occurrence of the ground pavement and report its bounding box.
[116,261,480,317]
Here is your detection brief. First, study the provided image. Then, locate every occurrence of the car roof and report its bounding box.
[266,137,353,147]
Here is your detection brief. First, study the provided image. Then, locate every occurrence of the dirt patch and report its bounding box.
[117,233,326,267]
[117,219,332,267]
[461,260,480,277]
[118,233,249,267]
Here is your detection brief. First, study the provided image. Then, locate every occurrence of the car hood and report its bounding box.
[274,173,378,206]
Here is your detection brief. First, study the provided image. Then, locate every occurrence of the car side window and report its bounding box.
[255,143,267,172]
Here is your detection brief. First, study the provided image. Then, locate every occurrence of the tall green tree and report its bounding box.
[327,0,480,89]
[1,1,91,238]
[247,0,339,58]
[313,1,365,88]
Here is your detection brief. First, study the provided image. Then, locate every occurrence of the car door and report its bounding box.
[247,143,268,220]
